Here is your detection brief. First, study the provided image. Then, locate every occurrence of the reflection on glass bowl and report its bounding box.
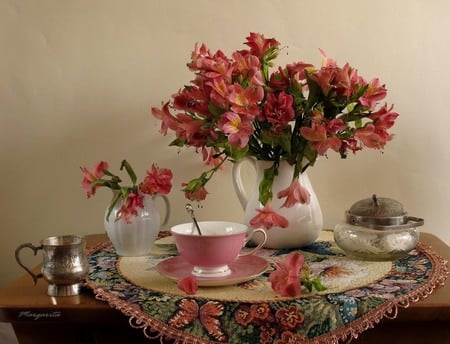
[334,223,420,261]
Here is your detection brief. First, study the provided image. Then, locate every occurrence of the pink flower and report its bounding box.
[139,164,173,196]
[151,102,179,135]
[309,67,335,95]
[333,63,359,98]
[319,49,337,68]
[174,113,208,148]
[356,118,395,150]
[269,67,290,91]
[300,123,342,155]
[370,103,399,130]
[326,118,346,135]
[173,86,210,116]
[269,252,304,297]
[204,148,225,168]
[244,32,280,59]
[359,78,387,108]
[228,84,264,116]
[116,192,144,224]
[178,275,198,295]
[339,138,361,157]
[208,78,230,109]
[286,62,314,82]
[300,122,327,142]
[80,161,108,198]
[181,182,208,202]
[188,44,233,83]
[260,92,295,129]
[354,124,384,149]
[249,203,289,230]
[188,42,211,70]
[315,137,342,155]
[218,111,254,148]
[277,178,310,207]
[232,51,264,86]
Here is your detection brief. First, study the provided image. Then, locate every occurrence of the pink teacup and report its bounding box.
[170,221,267,277]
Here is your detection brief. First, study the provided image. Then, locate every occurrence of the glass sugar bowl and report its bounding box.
[334,195,424,260]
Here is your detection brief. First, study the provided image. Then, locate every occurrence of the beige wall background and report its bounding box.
[1,0,449,289]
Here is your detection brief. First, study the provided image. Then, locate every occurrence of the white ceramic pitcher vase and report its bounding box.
[232,158,323,249]
[104,191,170,256]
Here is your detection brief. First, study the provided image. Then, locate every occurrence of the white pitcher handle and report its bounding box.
[155,195,170,227]
[232,157,257,209]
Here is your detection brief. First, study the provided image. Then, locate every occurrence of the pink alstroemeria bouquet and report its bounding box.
[81,160,173,223]
[152,32,398,229]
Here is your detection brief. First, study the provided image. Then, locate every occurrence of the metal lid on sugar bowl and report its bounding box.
[345,194,424,230]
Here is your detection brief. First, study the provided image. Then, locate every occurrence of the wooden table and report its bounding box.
[0,233,448,344]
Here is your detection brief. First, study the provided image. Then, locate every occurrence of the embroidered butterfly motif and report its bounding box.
[168,298,227,342]
[327,294,358,324]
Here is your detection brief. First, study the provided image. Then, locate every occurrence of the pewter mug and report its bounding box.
[15,235,88,296]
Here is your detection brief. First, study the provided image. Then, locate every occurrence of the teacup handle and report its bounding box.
[239,228,267,257]
[154,194,171,227]
[15,243,43,285]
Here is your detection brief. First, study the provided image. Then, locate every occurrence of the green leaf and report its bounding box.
[353,84,368,101]
[278,130,292,154]
[207,103,226,117]
[264,46,279,61]
[305,72,323,111]
[90,179,107,189]
[102,169,116,177]
[182,178,202,192]
[343,102,357,114]
[223,142,249,161]
[240,78,250,89]
[288,82,305,106]
[105,189,127,222]
[312,277,327,291]
[262,63,269,83]
[299,144,316,166]
[206,131,228,147]
[169,138,186,147]
[301,274,327,293]
[120,160,137,185]
[258,165,275,204]
[260,129,274,145]
[301,277,313,292]
[232,146,249,160]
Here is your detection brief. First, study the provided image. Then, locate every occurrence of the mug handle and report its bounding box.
[14,243,43,285]
[155,194,170,227]
[239,228,267,257]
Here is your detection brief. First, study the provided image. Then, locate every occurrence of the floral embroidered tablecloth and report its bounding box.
[85,231,448,344]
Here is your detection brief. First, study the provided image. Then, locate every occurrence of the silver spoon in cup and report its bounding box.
[185,203,203,236]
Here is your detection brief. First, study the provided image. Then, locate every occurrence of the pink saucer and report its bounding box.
[156,255,269,287]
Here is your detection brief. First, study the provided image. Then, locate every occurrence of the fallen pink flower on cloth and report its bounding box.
[178,275,198,295]
[269,252,304,297]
